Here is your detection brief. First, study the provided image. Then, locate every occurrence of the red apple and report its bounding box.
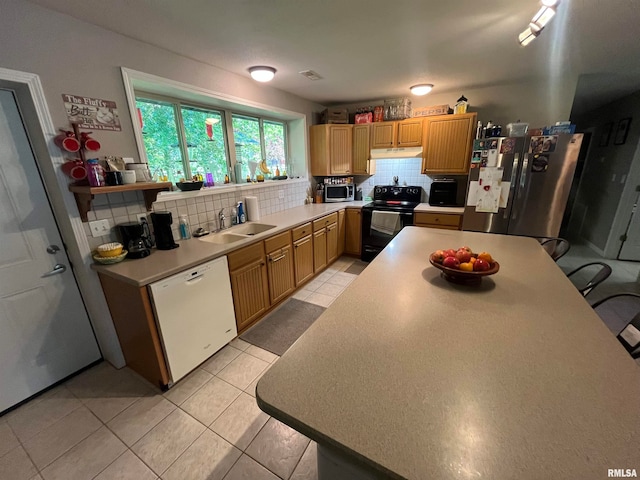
[443,249,456,258]
[455,249,472,263]
[442,256,460,269]
[431,250,445,264]
[459,246,472,253]
[473,258,491,272]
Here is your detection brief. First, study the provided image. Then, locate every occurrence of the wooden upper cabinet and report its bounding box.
[309,124,353,176]
[397,118,423,147]
[422,113,477,174]
[371,122,397,148]
[352,124,372,175]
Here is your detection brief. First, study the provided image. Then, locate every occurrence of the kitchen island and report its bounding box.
[256,227,640,479]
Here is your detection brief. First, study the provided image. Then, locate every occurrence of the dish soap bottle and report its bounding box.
[179,215,191,240]
[237,202,246,224]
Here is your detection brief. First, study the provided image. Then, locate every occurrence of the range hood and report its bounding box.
[370,146,423,159]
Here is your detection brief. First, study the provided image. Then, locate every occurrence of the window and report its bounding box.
[136,94,287,185]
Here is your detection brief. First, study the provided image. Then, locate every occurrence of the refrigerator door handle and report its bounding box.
[505,153,520,220]
[512,153,528,221]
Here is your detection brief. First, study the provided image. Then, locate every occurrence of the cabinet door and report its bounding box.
[337,209,346,257]
[329,125,353,175]
[345,209,362,255]
[352,124,371,174]
[314,229,327,272]
[326,222,338,264]
[229,259,269,332]
[371,122,397,148]
[293,234,314,286]
[397,119,423,147]
[422,113,476,174]
[266,245,295,305]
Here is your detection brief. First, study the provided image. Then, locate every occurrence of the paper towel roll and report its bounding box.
[245,196,260,221]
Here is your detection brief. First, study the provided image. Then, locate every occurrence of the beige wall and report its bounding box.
[570,90,640,256]
[331,76,578,129]
[0,0,324,366]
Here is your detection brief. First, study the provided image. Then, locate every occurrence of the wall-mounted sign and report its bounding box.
[62,94,121,131]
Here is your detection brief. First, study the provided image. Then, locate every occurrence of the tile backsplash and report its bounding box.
[355,158,467,204]
[85,180,310,251]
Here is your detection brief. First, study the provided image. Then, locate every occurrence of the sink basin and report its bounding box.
[231,223,277,235]
[200,233,247,244]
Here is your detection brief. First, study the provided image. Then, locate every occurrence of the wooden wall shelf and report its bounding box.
[69,182,172,221]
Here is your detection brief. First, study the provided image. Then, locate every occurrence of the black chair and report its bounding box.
[539,237,571,261]
[591,293,640,359]
[566,262,612,297]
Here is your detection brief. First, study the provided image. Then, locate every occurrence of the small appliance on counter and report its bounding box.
[324,183,354,203]
[119,221,153,258]
[151,211,179,250]
[429,179,458,207]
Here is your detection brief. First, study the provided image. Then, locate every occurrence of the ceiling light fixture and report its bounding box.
[410,84,434,96]
[248,66,276,82]
[519,24,541,46]
[541,0,558,6]
[531,5,556,28]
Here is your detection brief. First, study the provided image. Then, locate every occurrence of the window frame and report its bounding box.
[135,91,288,183]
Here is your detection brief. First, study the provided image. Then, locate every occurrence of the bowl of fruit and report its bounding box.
[429,247,499,285]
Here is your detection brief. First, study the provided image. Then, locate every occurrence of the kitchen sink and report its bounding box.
[231,223,277,235]
[200,233,247,244]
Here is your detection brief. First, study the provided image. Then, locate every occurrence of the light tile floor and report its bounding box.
[0,256,363,480]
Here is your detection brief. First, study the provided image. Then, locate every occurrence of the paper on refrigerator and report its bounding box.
[475,167,503,213]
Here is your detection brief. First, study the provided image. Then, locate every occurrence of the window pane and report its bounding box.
[181,106,229,183]
[232,115,262,180]
[264,121,286,175]
[136,99,183,184]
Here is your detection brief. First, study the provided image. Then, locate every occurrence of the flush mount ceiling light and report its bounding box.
[248,66,276,82]
[410,84,434,96]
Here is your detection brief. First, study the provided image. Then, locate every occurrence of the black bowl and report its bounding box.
[175,181,203,191]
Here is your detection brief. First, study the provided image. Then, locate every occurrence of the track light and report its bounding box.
[531,5,556,28]
[519,24,541,47]
[248,66,276,82]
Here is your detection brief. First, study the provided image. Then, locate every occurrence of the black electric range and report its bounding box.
[361,186,422,261]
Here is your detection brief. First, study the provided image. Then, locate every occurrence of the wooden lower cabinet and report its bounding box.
[313,229,327,272]
[345,208,362,255]
[265,232,295,305]
[415,212,463,230]
[337,209,346,257]
[228,242,270,332]
[327,221,338,264]
[293,234,314,286]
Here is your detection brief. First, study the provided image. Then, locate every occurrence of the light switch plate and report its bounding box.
[89,219,110,237]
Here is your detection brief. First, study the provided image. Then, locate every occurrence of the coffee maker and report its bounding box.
[151,211,179,250]
[119,221,153,258]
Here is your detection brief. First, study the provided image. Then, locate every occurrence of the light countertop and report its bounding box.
[92,202,367,286]
[415,203,465,214]
[256,227,640,479]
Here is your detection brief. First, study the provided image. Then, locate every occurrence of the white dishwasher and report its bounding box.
[149,256,237,383]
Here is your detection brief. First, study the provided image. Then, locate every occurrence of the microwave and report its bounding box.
[324,184,355,203]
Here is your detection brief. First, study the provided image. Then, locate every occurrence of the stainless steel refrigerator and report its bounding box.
[461,134,583,237]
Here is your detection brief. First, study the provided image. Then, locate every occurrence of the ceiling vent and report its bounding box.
[299,70,323,81]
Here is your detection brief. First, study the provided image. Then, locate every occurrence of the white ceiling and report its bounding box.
[27,0,640,115]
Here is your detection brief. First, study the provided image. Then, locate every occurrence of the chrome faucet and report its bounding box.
[218,208,226,230]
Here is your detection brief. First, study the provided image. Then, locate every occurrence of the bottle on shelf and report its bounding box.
[475,121,483,140]
[237,202,246,224]
[178,215,191,240]
[86,158,105,187]
[484,121,493,138]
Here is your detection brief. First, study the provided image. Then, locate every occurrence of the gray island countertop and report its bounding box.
[256,227,640,479]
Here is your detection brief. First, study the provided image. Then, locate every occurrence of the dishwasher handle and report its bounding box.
[185,274,204,284]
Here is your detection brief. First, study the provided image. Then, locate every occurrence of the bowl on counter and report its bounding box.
[176,181,203,191]
[96,242,123,257]
[93,250,128,264]
[429,253,499,285]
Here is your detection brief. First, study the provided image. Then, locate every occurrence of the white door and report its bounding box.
[618,190,640,260]
[0,89,101,412]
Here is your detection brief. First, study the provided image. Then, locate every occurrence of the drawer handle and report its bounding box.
[270,254,286,262]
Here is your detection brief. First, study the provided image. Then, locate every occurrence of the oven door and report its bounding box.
[361,208,414,261]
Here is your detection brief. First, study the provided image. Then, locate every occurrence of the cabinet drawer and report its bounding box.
[264,231,291,253]
[313,213,338,231]
[415,212,462,228]
[292,222,312,242]
[227,241,265,271]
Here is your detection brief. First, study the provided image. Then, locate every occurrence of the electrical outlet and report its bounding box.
[89,219,110,237]
[278,190,284,199]
[136,214,148,223]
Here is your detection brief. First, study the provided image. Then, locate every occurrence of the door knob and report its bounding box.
[47,244,61,254]
[42,263,67,277]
